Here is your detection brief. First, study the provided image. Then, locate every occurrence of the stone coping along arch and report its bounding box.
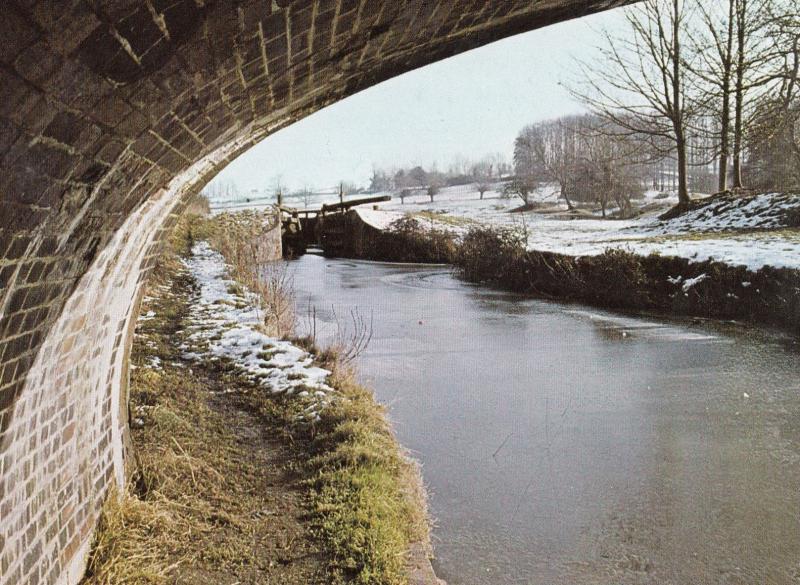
[0,1,633,583]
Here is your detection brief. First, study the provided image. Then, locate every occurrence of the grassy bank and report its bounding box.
[83,212,432,585]
[296,347,430,585]
[83,217,327,584]
[202,211,431,584]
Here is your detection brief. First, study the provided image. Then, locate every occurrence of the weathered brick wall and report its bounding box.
[0,1,633,583]
[0,132,255,585]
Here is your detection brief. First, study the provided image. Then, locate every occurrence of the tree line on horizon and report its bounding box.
[367,154,513,203]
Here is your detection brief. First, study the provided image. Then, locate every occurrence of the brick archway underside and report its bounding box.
[0,1,632,583]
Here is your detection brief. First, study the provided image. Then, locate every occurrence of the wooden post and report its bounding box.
[339,182,344,205]
[277,188,283,207]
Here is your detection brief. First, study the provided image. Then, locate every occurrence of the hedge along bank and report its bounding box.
[455,226,800,335]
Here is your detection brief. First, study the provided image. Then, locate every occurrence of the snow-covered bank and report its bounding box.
[354,207,405,230]
[181,241,333,420]
[650,192,800,232]
[354,186,800,271]
[622,232,800,271]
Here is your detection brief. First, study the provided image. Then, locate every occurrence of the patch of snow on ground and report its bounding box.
[183,241,333,421]
[624,232,800,271]
[145,355,162,370]
[377,185,537,229]
[355,208,405,230]
[650,192,800,232]
[681,273,708,292]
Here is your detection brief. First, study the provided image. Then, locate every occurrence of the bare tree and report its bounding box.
[514,117,582,209]
[427,173,444,202]
[729,0,777,188]
[746,0,800,188]
[369,168,392,193]
[515,113,649,217]
[577,121,646,218]
[424,164,445,203]
[203,179,241,202]
[474,177,492,200]
[572,0,695,206]
[685,1,736,191]
[471,160,494,199]
[503,176,533,206]
[685,0,790,192]
[448,154,471,178]
[296,186,313,208]
[269,175,285,205]
[773,2,800,169]
[408,166,428,189]
[339,181,359,197]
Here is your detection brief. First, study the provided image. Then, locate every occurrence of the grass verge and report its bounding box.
[83,212,433,585]
[295,345,431,585]
[82,215,326,584]
[196,211,432,584]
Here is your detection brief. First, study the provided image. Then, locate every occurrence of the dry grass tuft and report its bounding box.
[83,488,179,585]
[205,211,296,337]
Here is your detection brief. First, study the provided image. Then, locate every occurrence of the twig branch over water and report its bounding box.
[492,432,515,461]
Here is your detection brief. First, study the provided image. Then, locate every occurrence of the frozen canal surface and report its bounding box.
[290,253,800,585]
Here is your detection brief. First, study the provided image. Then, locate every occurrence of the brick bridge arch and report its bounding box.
[0,1,631,583]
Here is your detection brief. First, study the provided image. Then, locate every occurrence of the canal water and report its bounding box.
[290,253,800,585]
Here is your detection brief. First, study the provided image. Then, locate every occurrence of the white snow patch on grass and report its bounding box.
[145,355,162,370]
[355,208,406,230]
[624,232,800,271]
[182,241,333,421]
[138,310,156,321]
[651,192,800,233]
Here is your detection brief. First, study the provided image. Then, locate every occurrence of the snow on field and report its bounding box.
[183,241,333,420]
[381,184,556,223]
[356,185,800,271]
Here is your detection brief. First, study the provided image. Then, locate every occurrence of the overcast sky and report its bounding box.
[209,7,627,195]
